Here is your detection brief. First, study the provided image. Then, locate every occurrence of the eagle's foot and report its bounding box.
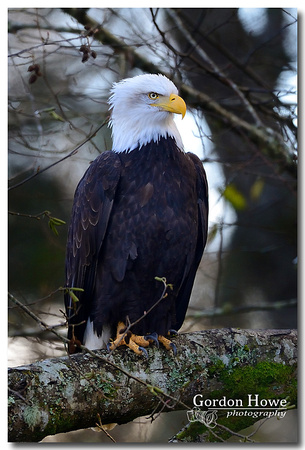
[168,329,178,336]
[108,323,177,356]
[108,322,149,357]
[158,335,177,355]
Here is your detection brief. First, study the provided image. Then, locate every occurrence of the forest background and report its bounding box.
[7,5,299,444]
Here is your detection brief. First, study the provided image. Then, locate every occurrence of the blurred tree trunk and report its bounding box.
[57,7,297,329]
[167,8,297,328]
[8,328,297,442]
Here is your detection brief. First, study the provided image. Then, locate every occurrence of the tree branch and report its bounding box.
[167,8,264,128]
[60,8,296,179]
[8,120,108,191]
[8,328,297,442]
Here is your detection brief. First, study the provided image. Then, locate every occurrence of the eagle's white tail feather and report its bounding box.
[83,319,111,350]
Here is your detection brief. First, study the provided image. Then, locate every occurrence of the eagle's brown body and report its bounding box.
[65,136,208,350]
[64,74,208,354]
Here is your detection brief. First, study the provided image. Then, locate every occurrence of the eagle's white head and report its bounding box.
[108,74,186,153]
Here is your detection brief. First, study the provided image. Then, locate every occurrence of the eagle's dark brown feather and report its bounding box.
[65,136,208,352]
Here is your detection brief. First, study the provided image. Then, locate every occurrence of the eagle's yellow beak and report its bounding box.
[151,94,186,118]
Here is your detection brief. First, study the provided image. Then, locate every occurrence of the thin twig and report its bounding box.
[167,8,263,128]
[188,298,297,319]
[216,422,254,442]
[8,292,69,345]
[96,413,116,443]
[8,120,108,191]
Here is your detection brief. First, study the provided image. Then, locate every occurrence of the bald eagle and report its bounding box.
[65,74,208,356]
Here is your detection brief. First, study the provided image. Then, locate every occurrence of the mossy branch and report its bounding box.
[8,328,297,442]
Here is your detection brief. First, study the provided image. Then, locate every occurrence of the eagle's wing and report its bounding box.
[173,152,209,330]
[64,151,121,348]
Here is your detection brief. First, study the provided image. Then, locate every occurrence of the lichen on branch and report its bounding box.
[8,328,297,442]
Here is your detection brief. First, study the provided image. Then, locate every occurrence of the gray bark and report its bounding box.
[8,328,297,442]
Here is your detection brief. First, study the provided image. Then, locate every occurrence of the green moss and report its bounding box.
[219,361,296,400]
[176,421,208,442]
[208,358,226,376]
[175,414,263,443]
[176,359,297,443]
[206,358,297,410]
[207,414,260,442]
[46,404,76,436]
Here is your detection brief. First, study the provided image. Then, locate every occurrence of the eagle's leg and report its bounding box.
[108,322,149,356]
[158,335,177,355]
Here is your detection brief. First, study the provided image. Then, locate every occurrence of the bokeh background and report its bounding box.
[8,8,297,443]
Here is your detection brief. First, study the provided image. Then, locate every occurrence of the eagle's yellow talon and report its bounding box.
[158,335,177,355]
[108,323,177,356]
[108,322,149,356]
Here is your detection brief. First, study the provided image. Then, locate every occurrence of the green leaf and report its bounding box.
[47,215,66,236]
[50,216,66,226]
[48,219,58,236]
[48,110,65,122]
[222,184,247,211]
[250,178,264,201]
[69,291,80,303]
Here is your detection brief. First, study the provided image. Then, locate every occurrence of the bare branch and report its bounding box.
[167,8,263,128]
[60,8,296,178]
[8,119,108,191]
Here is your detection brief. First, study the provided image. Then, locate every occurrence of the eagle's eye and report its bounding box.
[148,92,159,100]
